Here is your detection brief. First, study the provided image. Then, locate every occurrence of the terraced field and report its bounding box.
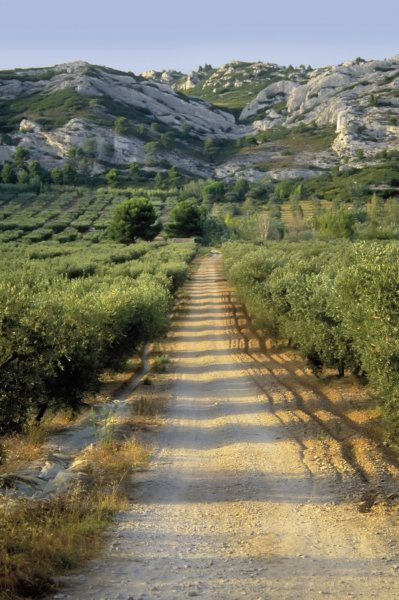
[280,200,333,227]
[0,186,169,243]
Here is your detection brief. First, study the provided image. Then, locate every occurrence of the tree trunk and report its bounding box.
[35,401,49,423]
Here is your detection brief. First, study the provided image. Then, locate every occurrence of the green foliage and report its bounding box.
[114,116,129,135]
[0,234,196,434]
[83,137,97,158]
[108,197,162,243]
[297,157,399,203]
[63,164,78,185]
[14,146,29,167]
[200,213,229,244]
[28,160,42,178]
[233,178,250,200]
[369,93,378,106]
[0,89,92,132]
[144,141,160,166]
[0,270,169,432]
[332,244,399,439]
[204,180,226,202]
[275,179,297,201]
[314,207,355,239]
[166,199,202,237]
[50,167,64,184]
[105,168,118,186]
[152,353,170,373]
[1,164,17,184]
[18,170,30,185]
[222,240,399,442]
[167,166,184,188]
[185,62,299,111]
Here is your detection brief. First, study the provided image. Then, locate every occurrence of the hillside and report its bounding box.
[176,61,311,112]
[0,56,398,181]
[0,62,237,178]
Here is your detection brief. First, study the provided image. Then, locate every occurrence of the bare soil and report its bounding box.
[59,253,399,600]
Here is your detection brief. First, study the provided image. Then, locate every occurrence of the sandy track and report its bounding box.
[61,253,399,600]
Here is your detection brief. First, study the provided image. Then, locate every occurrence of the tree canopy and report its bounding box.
[166,199,202,237]
[108,197,162,243]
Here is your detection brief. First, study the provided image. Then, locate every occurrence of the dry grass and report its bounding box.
[1,433,44,476]
[133,393,169,417]
[99,355,142,398]
[0,360,168,598]
[0,412,75,477]
[81,438,149,484]
[0,435,149,599]
[0,484,126,599]
[0,353,144,476]
[151,353,170,373]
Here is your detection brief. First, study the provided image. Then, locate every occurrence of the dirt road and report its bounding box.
[62,253,399,600]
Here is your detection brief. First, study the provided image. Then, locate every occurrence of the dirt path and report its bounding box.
[60,253,399,600]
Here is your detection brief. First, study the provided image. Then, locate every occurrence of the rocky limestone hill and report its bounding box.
[241,57,399,158]
[0,56,398,180]
[176,61,311,112]
[0,61,237,177]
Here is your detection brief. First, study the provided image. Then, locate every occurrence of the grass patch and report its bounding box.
[79,438,149,484]
[133,393,169,417]
[257,125,336,153]
[0,484,126,599]
[0,431,44,476]
[0,68,59,82]
[0,364,169,598]
[0,89,93,133]
[0,433,149,599]
[281,126,336,153]
[256,155,297,172]
[300,158,399,201]
[152,353,170,373]
[0,367,169,598]
[0,413,75,477]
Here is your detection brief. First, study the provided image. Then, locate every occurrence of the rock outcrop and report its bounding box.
[244,57,399,163]
[240,80,299,122]
[1,56,399,179]
[0,62,236,175]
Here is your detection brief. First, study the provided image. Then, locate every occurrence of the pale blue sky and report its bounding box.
[1,0,398,73]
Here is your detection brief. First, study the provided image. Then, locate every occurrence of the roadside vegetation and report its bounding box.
[0,382,168,599]
[222,240,399,443]
[0,237,195,437]
[1,466,131,598]
[0,168,197,600]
